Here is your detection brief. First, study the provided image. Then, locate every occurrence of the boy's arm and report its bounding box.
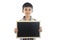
[14,28,18,33]
[39,26,42,32]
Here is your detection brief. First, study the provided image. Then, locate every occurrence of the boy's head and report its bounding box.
[22,2,33,16]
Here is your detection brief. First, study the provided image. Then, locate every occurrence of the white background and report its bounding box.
[0,0,60,40]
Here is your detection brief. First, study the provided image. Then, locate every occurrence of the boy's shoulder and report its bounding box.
[19,18,36,22]
[31,18,36,21]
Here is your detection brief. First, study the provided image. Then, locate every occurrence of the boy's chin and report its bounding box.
[25,15,30,16]
[25,14,30,16]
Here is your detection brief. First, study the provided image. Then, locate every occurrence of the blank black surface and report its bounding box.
[17,22,40,37]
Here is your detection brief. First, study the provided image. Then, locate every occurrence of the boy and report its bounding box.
[14,2,42,40]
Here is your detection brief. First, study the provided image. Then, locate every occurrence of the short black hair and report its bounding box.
[22,2,33,9]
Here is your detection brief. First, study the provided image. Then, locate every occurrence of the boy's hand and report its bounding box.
[39,27,42,32]
[14,28,18,33]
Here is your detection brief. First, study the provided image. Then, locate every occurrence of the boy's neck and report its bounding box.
[25,15,31,20]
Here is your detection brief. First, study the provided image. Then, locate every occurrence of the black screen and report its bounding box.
[17,22,40,37]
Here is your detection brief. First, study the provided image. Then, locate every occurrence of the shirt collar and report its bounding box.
[23,16,32,20]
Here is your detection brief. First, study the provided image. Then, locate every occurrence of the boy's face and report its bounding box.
[22,7,33,16]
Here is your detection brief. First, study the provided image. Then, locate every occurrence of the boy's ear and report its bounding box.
[32,9,33,12]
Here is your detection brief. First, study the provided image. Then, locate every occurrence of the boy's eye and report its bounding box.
[25,8,31,11]
[29,9,31,11]
[25,9,27,11]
